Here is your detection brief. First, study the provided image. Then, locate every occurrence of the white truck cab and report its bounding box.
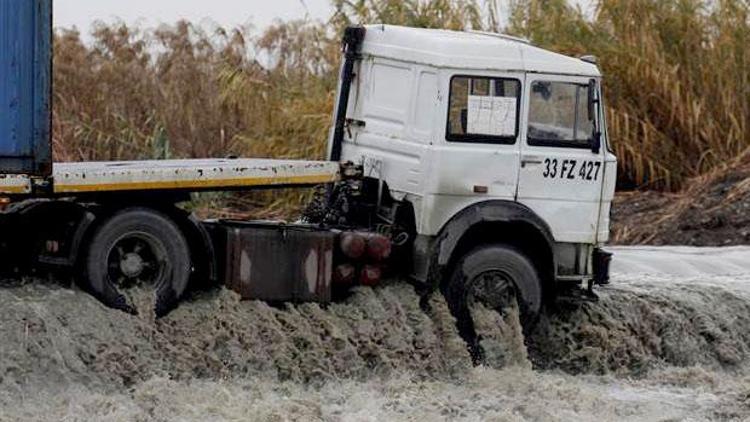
[328,25,616,335]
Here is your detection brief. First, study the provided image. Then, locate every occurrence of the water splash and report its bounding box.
[1,271,749,421]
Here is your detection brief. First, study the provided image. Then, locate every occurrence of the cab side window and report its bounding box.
[447,76,521,144]
[528,81,594,148]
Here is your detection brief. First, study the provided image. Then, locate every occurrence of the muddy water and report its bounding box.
[2,247,750,421]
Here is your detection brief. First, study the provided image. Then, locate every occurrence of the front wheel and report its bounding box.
[442,244,543,363]
[83,208,192,317]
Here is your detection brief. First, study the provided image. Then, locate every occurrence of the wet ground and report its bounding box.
[611,150,750,246]
[1,246,749,421]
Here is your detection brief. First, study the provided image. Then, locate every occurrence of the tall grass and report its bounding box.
[53,0,749,198]
[53,20,338,216]
[53,22,332,162]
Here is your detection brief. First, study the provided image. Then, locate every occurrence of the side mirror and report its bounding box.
[587,79,597,121]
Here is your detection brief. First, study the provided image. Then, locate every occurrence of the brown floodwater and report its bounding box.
[1,246,749,421]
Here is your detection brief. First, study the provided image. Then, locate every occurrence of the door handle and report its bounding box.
[521,156,544,167]
[345,118,366,138]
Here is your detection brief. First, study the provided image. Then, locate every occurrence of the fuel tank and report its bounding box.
[208,221,335,303]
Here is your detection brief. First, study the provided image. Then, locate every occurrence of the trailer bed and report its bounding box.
[0,158,339,195]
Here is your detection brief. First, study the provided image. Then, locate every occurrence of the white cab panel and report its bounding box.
[341,57,437,227]
[419,69,524,235]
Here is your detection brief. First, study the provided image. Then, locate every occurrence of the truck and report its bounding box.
[1,2,616,358]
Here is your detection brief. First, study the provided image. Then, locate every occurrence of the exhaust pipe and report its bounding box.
[329,26,366,162]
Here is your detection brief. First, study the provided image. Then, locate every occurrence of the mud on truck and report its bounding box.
[0,3,616,359]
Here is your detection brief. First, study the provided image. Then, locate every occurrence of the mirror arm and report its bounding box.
[591,131,602,154]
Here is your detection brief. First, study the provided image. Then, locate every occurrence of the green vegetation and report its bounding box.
[53,0,749,208]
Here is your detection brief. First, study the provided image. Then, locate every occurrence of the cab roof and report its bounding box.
[360,24,601,77]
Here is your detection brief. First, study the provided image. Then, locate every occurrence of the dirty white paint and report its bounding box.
[50,158,339,193]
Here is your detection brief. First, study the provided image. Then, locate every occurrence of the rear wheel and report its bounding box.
[443,244,543,363]
[83,208,191,317]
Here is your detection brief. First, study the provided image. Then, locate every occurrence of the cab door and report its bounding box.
[516,74,605,244]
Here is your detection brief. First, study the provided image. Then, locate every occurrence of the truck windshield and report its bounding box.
[528,81,594,148]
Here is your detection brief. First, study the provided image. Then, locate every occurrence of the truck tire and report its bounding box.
[83,208,191,317]
[442,244,542,363]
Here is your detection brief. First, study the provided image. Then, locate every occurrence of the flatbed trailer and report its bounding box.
[0,159,339,196]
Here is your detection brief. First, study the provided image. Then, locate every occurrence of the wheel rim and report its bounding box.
[106,232,168,290]
[466,270,517,312]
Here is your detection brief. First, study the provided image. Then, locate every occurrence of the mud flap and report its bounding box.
[593,248,613,285]
[557,283,599,304]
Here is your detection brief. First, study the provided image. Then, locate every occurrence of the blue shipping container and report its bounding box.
[0,0,52,176]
